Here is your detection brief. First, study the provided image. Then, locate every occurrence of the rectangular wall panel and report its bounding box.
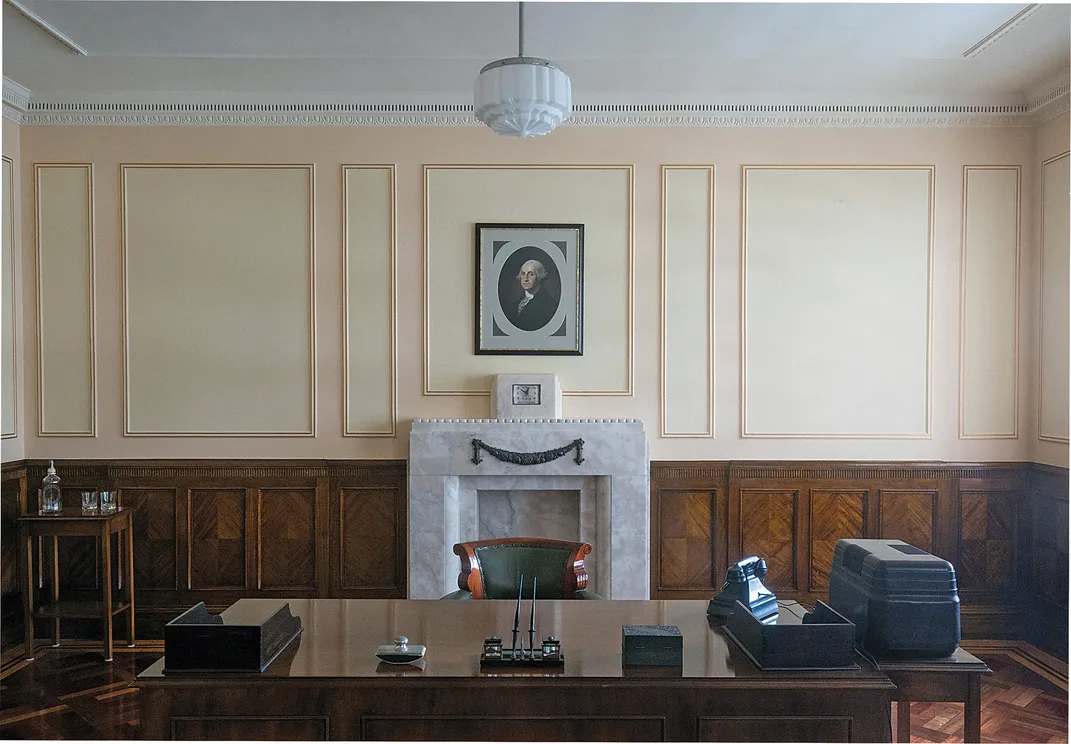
[35,164,95,435]
[2,158,15,438]
[340,487,399,589]
[809,491,865,590]
[742,166,932,437]
[661,166,714,437]
[258,488,317,590]
[961,167,1020,438]
[123,488,179,591]
[657,490,714,589]
[188,488,247,590]
[343,166,395,436]
[959,491,1016,593]
[877,490,936,553]
[1039,153,1070,443]
[424,165,633,396]
[740,490,796,589]
[122,165,314,435]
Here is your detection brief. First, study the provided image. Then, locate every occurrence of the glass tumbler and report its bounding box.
[81,490,99,514]
[99,490,118,514]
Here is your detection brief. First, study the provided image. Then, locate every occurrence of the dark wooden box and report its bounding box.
[164,601,302,674]
[723,600,858,670]
[621,625,683,666]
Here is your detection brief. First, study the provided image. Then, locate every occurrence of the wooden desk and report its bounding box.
[137,599,894,741]
[16,509,135,662]
[876,648,991,744]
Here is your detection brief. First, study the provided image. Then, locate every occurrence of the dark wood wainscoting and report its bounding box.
[650,461,1068,652]
[0,460,407,641]
[2,458,1066,655]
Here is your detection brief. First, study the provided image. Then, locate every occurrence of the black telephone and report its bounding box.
[706,556,778,620]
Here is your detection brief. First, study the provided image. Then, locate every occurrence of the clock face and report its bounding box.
[512,384,541,406]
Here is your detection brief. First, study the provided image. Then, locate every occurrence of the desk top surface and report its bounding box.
[139,598,901,685]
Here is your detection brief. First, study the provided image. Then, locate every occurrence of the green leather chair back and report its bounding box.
[473,544,575,599]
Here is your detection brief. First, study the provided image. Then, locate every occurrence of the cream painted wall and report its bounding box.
[5,122,1065,464]
[2,120,24,461]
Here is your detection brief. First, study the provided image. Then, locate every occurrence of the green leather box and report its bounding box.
[621,625,683,666]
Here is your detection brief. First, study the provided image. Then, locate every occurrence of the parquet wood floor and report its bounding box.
[0,640,1066,741]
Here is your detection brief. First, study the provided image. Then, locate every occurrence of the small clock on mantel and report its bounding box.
[491,374,562,419]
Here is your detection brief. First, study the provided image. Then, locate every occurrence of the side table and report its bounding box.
[876,647,991,743]
[16,508,136,662]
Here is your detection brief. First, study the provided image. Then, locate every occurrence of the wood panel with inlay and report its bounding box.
[1,472,23,598]
[338,487,402,594]
[1032,467,1069,609]
[657,490,717,591]
[188,489,247,590]
[808,491,866,591]
[877,490,936,553]
[959,491,1017,593]
[122,489,178,592]
[739,490,796,590]
[257,488,317,591]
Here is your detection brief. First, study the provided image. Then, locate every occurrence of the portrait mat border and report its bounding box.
[474,222,584,356]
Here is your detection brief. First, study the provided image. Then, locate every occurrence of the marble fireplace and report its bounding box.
[408,418,650,599]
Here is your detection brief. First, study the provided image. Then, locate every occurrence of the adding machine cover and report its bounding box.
[828,539,960,658]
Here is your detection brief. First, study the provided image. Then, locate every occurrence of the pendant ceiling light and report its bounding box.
[473,2,572,138]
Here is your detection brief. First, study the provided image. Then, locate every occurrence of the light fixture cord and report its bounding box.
[518,1,525,58]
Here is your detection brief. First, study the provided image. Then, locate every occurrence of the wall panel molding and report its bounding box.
[959,165,1021,438]
[2,157,17,438]
[1038,152,1070,443]
[34,163,96,436]
[121,164,316,436]
[342,165,396,436]
[741,165,933,438]
[660,165,714,437]
[422,164,634,397]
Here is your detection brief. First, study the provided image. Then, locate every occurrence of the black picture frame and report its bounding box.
[475,223,584,356]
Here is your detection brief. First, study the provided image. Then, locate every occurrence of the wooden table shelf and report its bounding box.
[16,509,135,662]
[34,599,134,620]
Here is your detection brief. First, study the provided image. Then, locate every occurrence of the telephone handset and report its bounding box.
[706,556,778,620]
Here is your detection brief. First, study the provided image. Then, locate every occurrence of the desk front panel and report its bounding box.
[138,599,893,742]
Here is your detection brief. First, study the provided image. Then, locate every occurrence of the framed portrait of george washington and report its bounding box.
[475,223,584,355]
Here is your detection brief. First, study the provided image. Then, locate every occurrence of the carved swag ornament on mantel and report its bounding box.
[470,438,585,467]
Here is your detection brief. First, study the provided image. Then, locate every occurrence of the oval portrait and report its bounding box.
[497,245,562,332]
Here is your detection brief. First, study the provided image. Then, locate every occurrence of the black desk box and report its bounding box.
[622,625,682,666]
[828,539,960,658]
[164,601,302,674]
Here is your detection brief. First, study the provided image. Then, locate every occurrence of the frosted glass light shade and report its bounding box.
[473,57,572,138]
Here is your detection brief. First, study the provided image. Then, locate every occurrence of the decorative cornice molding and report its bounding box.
[11,100,1057,128]
[3,76,30,123]
[962,4,1041,58]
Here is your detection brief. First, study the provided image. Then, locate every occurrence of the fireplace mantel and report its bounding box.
[408,418,650,599]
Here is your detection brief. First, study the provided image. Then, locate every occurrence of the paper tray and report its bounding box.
[164,601,302,674]
[723,600,859,671]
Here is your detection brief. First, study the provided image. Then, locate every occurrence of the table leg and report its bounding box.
[101,524,114,662]
[896,700,911,743]
[50,536,60,646]
[125,516,135,647]
[18,523,34,660]
[964,674,982,743]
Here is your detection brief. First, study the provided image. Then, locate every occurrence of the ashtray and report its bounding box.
[376,635,426,665]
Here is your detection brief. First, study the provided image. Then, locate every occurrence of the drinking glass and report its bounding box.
[81,490,99,514]
[99,490,118,514]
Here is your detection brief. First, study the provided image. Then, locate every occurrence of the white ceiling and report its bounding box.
[3,1,1070,108]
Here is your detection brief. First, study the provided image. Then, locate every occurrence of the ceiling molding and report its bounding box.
[4,0,87,55]
[3,76,31,112]
[13,100,1053,128]
[962,4,1041,58]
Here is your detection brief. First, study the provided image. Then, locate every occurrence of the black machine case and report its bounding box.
[827,539,960,658]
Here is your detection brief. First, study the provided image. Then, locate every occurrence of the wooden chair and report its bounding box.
[441,537,602,600]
